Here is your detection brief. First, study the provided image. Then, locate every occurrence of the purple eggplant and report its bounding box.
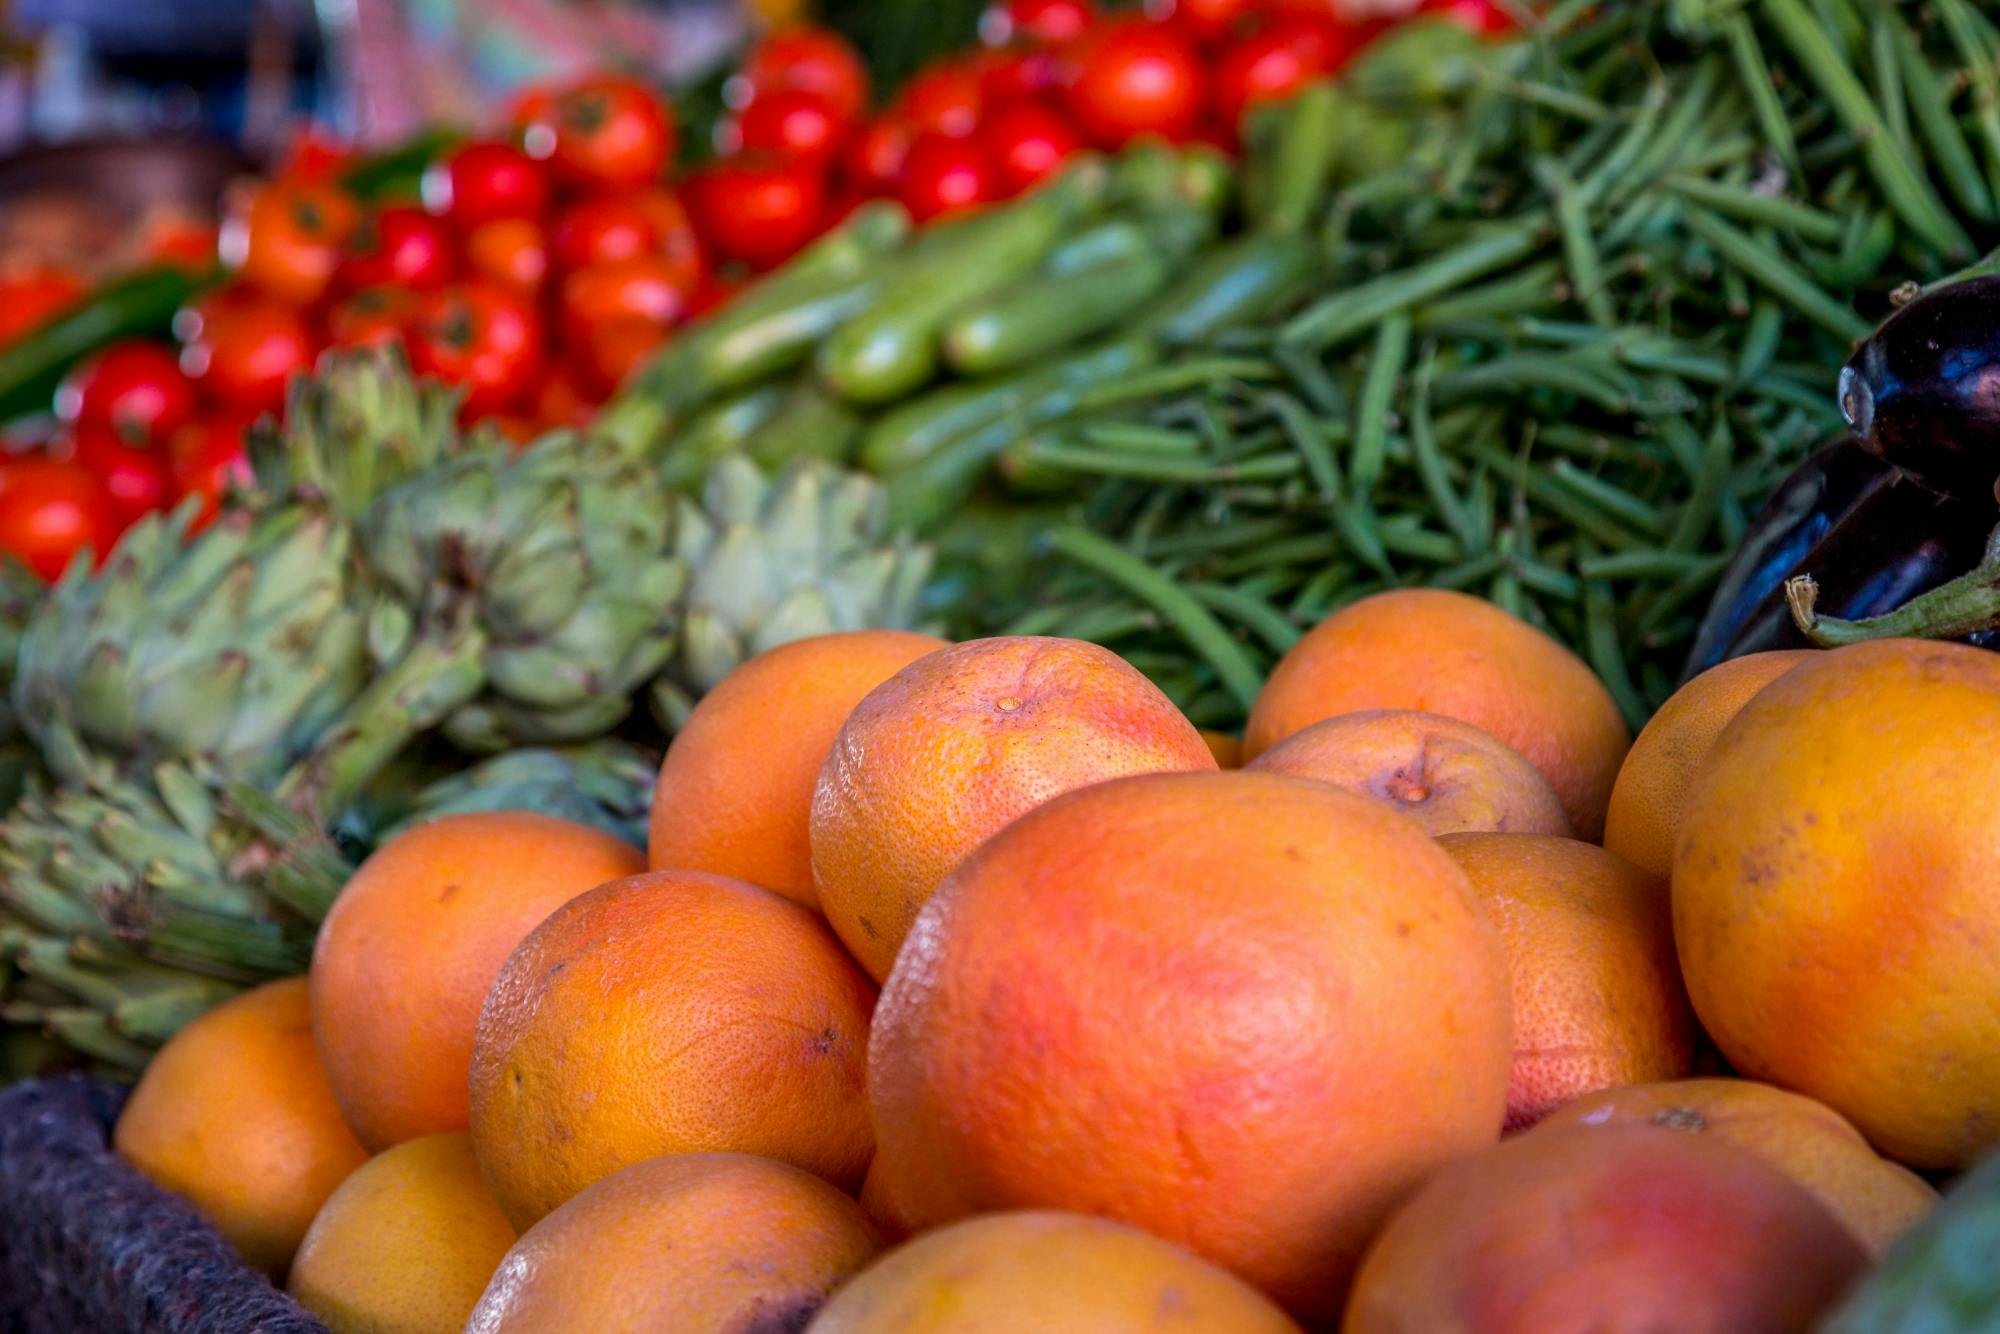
[1839,273,2000,499]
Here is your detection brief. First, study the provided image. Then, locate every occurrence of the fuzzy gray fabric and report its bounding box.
[0,1076,328,1334]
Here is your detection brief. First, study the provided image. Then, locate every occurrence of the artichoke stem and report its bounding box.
[1788,518,2000,647]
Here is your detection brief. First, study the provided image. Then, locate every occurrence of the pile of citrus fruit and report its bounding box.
[110,586,2000,1331]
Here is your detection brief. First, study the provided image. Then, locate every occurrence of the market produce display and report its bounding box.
[4,0,2000,1330]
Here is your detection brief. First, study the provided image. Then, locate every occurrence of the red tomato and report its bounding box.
[575,318,668,398]
[69,426,171,527]
[899,63,985,139]
[534,366,600,430]
[0,269,84,343]
[327,286,415,350]
[843,116,917,194]
[225,181,361,306]
[528,75,677,190]
[685,158,828,269]
[0,456,121,581]
[732,89,849,165]
[408,284,545,417]
[339,205,458,291]
[423,141,552,225]
[181,300,320,415]
[55,341,196,444]
[140,217,222,271]
[684,277,744,321]
[976,47,1060,106]
[273,126,354,185]
[1151,0,1257,39]
[551,194,666,271]
[465,218,550,295]
[1065,18,1209,146]
[166,415,258,532]
[979,0,1095,46]
[899,134,999,221]
[981,100,1085,194]
[560,258,693,341]
[733,26,869,124]
[1422,0,1519,35]
[1215,18,1359,129]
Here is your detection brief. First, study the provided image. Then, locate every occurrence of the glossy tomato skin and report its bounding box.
[409,283,545,417]
[181,300,319,415]
[981,100,1085,194]
[327,286,416,351]
[899,63,986,139]
[735,26,869,124]
[551,194,664,271]
[424,141,551,224]
[1065,18,1209,146]
[534,366,600,429]
[980,0,1095,46]
[899,134,999,221]
[685,158,827,269]
[574,318,668,398]
[339,206,458,291]
[976,47,1061,106]
[1422,0,1519,35]
[1152,0,1257,39]
[844,116,917,194]
[559,258,693,342]
[56,341,197,444]
[1216,18,1357,130]
[167,414,258,532]
[227,181,360,306]
[731,88,849,165]
[69,426,170,527]
[0,456,121,581]
[465,218,551,295]
[0,269,84,343]
[532,75,677,190]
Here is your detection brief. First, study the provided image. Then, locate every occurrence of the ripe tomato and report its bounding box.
[1422,0,1519,36]
[979,0,1095,46]
[0,268,84,343]
[843,115,917,194]
[225,181,360,306]
[574,318,668,398]
[529,75,677,190]
[560,258,694,341]
[423,141,552,224]
[685,158,827,269]
[339,205,458,291]
[534,366,600,430]
[899,134,999,221]
[69,425,171,527]
[140,217,221,271]
[734,26,869,125]
[56,341,197,444]
[976,47,1060,106]
[981,100,1085,194]
[1151,0,1257,39]
[1065,18,1209,146]
[181,299,320,414]
[731,89,849,165]
[465,218,551,295]
[551,194,666,272]
[1216,18,1359,130]
[328,286,416,350]
[899,63,985,139]
[684,277,744,321]
[167,414,258,532]
[409,283,545,417]
[0,455,121,581]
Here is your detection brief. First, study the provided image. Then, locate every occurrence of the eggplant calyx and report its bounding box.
[1788,520,2000,647]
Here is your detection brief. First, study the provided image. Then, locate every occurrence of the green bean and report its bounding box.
[1351,315,1412,496]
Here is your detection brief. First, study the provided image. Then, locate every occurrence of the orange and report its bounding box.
[810,1211,1304,1333]
[867,771,1512,1325]
[469,869,876,1231]
[1201,728,1244,768]
[646,629,949,906]
[1345,1125,1868,1333]
[811,635,1216,981]
[113,977,368,1276]
[1437,833,1692,1129]
[464,1152,880,1333]
[1536,1079,1938,1256]
[1674,639,2000,1169]
[1249,710,1572,838]
[310,811,644,1150]
[289,1132,517,1333]
[1603,650,1810,880]
[1243,589,1631,839]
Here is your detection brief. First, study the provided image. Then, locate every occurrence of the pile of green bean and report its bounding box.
[966,0,2000,729]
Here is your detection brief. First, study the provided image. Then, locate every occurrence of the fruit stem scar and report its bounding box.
[995,696,1023,712]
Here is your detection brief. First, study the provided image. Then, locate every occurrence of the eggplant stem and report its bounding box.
[1789,518,2000,645]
